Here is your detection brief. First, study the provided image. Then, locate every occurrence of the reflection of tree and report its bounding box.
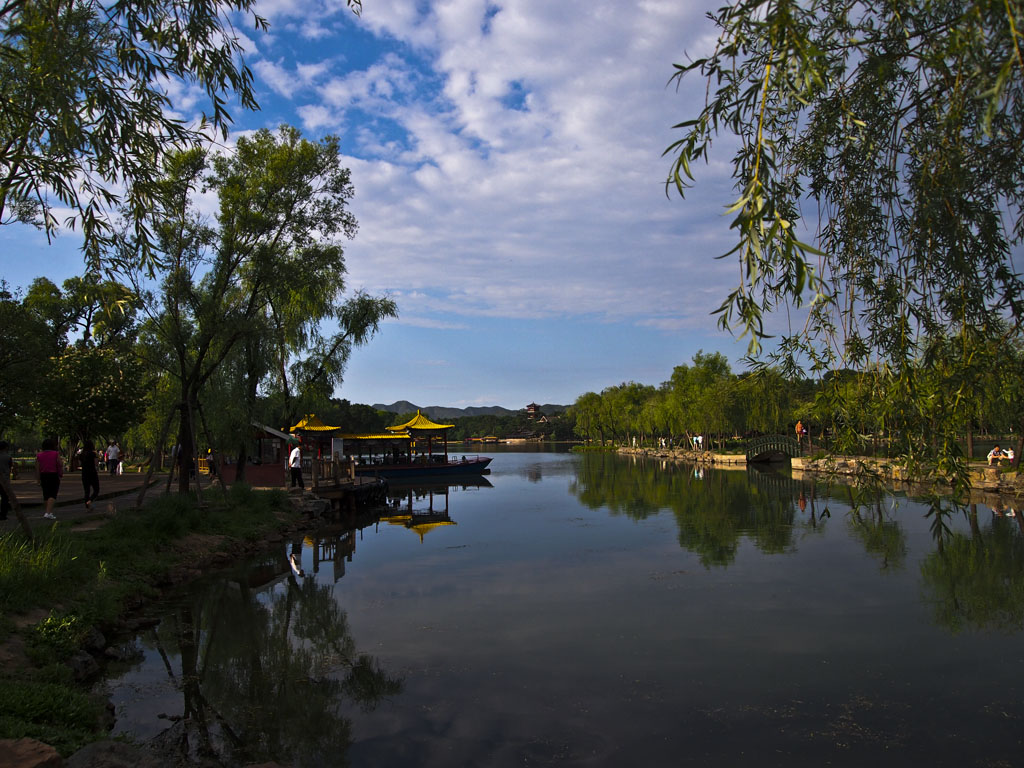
[138,552,402,766]
[845,494,907,571]
[570,453,666,520]
[921,506,1024,633]
[570,454,804,567]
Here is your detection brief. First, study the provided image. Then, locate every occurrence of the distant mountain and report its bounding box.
[371,401,568,419]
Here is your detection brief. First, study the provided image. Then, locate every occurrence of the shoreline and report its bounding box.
[0,484,361,768]
[616,446,1024,501]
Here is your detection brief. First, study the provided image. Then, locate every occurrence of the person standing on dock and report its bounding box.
[289,442,304,489]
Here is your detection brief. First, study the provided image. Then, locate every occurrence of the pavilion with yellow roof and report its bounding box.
[288,410,491,478]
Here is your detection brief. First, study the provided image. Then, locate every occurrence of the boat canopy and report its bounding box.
[386,410,454,433]
[289,413,339,432]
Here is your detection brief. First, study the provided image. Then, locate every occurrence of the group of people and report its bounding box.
[37,439,121,520]
[987,444,1016,466]
[0,439,125,523]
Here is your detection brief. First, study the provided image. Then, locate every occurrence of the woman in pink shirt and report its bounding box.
[35,438,63,520]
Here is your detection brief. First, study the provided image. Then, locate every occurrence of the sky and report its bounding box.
[1,0,786,410]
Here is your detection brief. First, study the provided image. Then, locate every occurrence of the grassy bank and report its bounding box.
[0,484,297,755]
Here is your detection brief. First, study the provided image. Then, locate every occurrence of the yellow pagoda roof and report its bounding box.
[386,410,454,432]
[289,413,342,432]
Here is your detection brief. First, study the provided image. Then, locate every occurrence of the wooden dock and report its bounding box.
[307,457,389,513]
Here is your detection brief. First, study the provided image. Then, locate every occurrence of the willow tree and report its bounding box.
[117,126,393,494]
[667,0,1024,487]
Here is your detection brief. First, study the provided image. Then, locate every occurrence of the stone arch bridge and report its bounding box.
[745,434,802,463]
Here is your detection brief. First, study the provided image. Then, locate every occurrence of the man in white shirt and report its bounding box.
[289,443,303,489]
[107,441,120,476]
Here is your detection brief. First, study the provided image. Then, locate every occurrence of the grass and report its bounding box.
[0,483,297,755]
[0,527,85,615]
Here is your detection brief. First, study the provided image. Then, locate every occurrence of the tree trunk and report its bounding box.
[177,393,195,495]
[966,427,975,464]
[137,406,177,509]
[235,444,248,484]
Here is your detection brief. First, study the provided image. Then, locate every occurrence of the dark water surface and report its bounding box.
[104,449,1024,767]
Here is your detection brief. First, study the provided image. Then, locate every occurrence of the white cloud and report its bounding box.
[224,2,744,341]
[252,59,296,97]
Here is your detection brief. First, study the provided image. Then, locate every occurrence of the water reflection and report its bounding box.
[921,503,1024,633]
[572,454,817,566]
[110,544,402,766]
[104,452,1024,766]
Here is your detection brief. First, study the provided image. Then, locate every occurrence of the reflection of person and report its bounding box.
[36,438,63,520]
[289,443,303,489]
[80,440,100,510]
[988,445,1004,465]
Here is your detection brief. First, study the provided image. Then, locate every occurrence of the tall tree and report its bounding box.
[34,345,145,444]
[0,282,50,433]
[118,126,394,493]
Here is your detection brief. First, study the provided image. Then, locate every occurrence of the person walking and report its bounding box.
[289,442,304,489]
[106,440,120,476]
[36,438,63,520]
[80,439,100,510]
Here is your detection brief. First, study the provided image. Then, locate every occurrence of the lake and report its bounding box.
[102,448,1024,767]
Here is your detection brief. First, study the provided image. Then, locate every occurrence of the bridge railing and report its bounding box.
[746,435,802,461]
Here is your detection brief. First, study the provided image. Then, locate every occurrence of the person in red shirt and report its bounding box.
[36,438,63,520]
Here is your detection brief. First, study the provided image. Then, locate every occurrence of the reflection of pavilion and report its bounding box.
[252,477,496,591]
[379,478,493,542]
[305,530,357,582]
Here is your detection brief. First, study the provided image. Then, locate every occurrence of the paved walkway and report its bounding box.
[1,470,182,531]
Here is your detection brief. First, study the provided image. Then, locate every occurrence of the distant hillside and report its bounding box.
[372,401,568,419]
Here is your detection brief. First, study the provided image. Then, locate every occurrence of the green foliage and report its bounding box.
[0,527,84,614]
[111,125,395,491]
[666,0,1024,478]
[34,345,146,442]
[1,488,291,625]
[26,612,89,664]
[0,678,103,755]
[573,351,783,446]
[0,0,357,260]
[0,282,52,432]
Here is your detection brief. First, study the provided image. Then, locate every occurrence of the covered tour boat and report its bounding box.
[339,411,492,479]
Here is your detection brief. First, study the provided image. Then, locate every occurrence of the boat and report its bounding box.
[354,454,492,479]
[346,411,493,479]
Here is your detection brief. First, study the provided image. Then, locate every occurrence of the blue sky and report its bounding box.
[2,0,781,410]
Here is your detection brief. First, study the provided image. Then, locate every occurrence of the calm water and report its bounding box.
[104,449,1024,767]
